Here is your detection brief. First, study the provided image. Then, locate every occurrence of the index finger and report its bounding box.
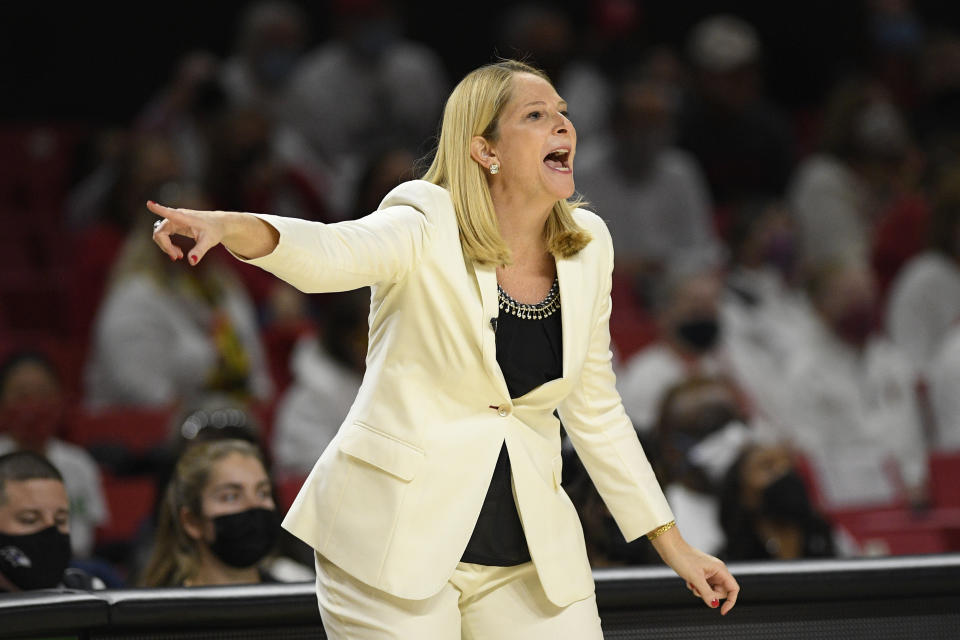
[147,200,192,224]
[718,572,740,615]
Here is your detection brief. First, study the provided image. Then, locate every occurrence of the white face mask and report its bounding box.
[686,420,752,484]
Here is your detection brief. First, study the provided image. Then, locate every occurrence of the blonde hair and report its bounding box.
[421,59,591,266]
[139,439,267,587]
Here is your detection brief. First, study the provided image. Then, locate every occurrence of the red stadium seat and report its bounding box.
[64,405,176,454]
[929,452,960,509]
[275,473,308,514]
[96,472,156,545]
[828,506,960,555]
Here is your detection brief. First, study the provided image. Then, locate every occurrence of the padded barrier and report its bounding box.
[2,553,959,639]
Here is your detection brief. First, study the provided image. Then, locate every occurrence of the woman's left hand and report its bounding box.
[650,526,740,615]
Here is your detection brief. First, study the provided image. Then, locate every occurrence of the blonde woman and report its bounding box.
[140,439,281,587]
[149,60,739,638]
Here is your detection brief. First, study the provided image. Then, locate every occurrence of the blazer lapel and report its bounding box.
[472,261,510,399]
[555,254,580,380]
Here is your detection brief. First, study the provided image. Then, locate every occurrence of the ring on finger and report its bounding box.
[153,220,164,232]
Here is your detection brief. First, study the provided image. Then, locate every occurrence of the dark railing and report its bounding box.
[2,554,959,639]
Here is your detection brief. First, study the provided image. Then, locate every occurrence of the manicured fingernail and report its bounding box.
[190,255,198,264]
[169,254,176,261]
[148,200,155,205]
[711,599,719,608]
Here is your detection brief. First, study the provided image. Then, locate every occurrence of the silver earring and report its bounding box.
[489,163,499,175]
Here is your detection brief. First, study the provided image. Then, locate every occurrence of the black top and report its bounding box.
[460,285,562,566]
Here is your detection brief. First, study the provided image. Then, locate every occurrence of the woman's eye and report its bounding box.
[560,110,569,118]
[527,111,542,120]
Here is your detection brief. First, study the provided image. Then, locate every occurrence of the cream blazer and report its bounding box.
[239,179,673,607]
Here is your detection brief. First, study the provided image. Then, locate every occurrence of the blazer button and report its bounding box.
[497,406,509,417]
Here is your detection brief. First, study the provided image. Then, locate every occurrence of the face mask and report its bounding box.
[209,507,280,568]
[254,49,298,88]
[833,302,875,348]
[760,471,814,523]
[675,317,720,353]
[0,526,71,590]
[762,230,798,280]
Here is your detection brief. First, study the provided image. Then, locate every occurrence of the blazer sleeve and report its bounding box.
[557,222,674,542]
[230,195,431,293]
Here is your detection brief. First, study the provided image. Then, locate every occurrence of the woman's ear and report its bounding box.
[180,506,205,542]
[470,136,498,172]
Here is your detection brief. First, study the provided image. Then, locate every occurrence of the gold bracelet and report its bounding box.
[646,520,676,541]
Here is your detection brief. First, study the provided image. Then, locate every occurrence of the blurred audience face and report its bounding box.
[737,445,795,512]
[0,473,70,591]
[336,0,402,60]
[180,451,279,573]
[613,80,674,177]
[657,379,744,493]
[688,15,763,112]
[499,3,573,80]
[662,271,723,356]
[110,135,184,231]
[0,357,63,453]
[237,1,307,90]
[207,109,275,211]
[813,263,878,349]
[722,444,833,560]
[735,202,799,279]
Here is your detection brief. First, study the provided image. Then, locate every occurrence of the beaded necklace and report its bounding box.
[497,277,561,320]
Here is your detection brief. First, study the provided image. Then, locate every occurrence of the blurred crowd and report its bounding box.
[3,0,960,591]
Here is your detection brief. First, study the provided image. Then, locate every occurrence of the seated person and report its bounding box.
[651,376,753,557]
[719,444,835,561]
[273,290,368,475]
[139,439,286,587]
[0,451,100,591]
[0,350,108,558]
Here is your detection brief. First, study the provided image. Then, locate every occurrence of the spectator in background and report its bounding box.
[139,439,285,587]
[677,14,794,219]
[0,352,108,559]
[283,0,447,218]
[83,183,272,409]
[784,259,927,509]
[617,266,731,434]
[719,443,835,561]
[928,322,960,453]
[0,451,102,591]
[205,107,328,224]
[575,54,723,288]
[497,3,612,141]
[787,77,918,272]
[913,31,960,172]
[886,166,960,374]
[350,145,416,222]
[220,1,309,122]
[67,134,194,341]
[273,290,368,475]
[134,51,227,187]
[721,199,816,438]
[651,376,753,558]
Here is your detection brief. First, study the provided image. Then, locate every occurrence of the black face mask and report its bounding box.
[0,526,71,591]
[209,508,280,569]
[675,317,720,352]
[761,471,815,523]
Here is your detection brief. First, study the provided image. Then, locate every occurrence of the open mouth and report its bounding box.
[543,148,571,173]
